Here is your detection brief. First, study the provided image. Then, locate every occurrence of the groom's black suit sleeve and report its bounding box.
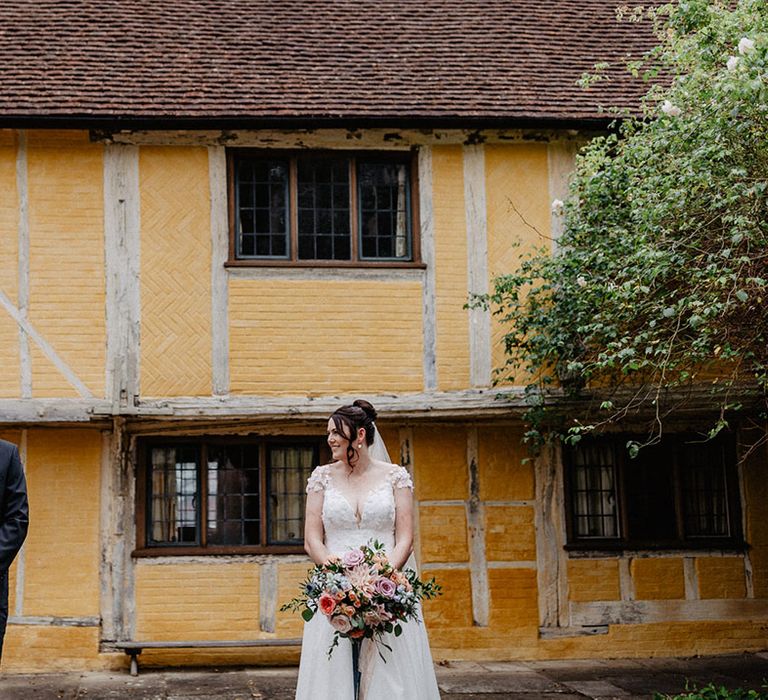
[0,440,28,571]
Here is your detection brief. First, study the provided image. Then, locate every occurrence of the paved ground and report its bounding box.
[1,653,767,699]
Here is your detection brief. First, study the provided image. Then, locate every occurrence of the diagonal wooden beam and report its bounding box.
[0,288,93,398]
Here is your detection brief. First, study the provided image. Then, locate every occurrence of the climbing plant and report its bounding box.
[485,0,768,453]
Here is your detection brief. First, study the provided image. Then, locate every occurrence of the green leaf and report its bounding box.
[301,608,314,622]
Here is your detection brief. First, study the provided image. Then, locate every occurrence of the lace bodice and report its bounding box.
[306,464,413,556]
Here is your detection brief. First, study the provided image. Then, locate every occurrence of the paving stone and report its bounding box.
[562,680,632,697]
[438,672,567,694]
[477,662,535,673]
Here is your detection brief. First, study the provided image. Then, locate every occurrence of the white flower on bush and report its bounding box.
[661,100,682,117]
[576,276,588,288]
[551,199,564,214]
[738,37,755,55]
[726,55,740,71]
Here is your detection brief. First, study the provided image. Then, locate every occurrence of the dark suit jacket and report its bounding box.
[0,440,28,571]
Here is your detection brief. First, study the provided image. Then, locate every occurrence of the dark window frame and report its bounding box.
[134,435,329,557]
[226,149,423,268]
[563,433,745,552]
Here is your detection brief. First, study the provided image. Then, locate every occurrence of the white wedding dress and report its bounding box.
[295,463,441,700]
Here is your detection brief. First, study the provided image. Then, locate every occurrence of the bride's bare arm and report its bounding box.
[391,487,414,570]
[303,490,333,565]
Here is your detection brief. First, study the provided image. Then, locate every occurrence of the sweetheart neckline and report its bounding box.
[325,479,392,526]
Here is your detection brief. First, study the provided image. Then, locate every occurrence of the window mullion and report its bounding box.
[350,156,359,262]
[616,441,629,544]
[672,441,686,542]
[260,442,268,547]
[289,157,299,262]
[200,443,208,548]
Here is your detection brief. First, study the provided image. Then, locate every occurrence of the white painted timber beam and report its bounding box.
[463,145,491,388]
[16,130,31,398]
[418,145,437,391]
[104,145,141,410]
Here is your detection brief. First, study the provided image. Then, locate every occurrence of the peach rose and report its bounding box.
[318,593,336,617]
[330,615,352,633]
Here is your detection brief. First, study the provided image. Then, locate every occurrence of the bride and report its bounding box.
[294,399,441,700]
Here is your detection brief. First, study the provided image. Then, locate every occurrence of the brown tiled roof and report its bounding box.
[0,0,659,127]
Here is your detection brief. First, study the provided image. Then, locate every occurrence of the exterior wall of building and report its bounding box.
[0,128,765,673]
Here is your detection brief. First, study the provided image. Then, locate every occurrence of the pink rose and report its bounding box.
[318,593,336,617]
[330,615,352,633]
[342,548,365,567]
[375,577,397,598]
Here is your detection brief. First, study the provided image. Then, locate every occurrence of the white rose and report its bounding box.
[576,276,587,288]
[551,199,564,214]
[738,37,755,55]
[726,55,740,71]
[661,100,682,117]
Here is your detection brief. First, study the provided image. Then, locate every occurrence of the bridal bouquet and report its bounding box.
[281,540,441,658]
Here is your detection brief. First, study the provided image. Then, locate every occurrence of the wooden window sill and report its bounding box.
[225,260,426,269]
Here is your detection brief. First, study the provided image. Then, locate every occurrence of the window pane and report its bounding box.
[623,443,677,541]
[681,439,730,537]
[268,445,316,544]
[569,442,619,538]
[358,161,411,260]
[236,158,289,258]
[149,446,199,545]
[297,158,350,260]
[207,444,261,545]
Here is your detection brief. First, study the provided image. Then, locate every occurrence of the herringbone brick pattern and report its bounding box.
[139,146,211,397]
[229,278,423,395]
[485,144,550,384]
[27,134,105,397]
[0,140,20,397]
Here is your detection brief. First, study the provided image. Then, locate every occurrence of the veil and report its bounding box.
[368,422,393,464]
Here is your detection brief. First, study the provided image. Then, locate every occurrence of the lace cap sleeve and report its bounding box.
[390,465,414,491]
[306,465,330,494]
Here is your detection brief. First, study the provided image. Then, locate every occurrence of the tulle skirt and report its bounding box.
[295,604,440,700]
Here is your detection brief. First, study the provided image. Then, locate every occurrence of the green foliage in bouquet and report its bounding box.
[281,540,441,658]
[477,0,768,453]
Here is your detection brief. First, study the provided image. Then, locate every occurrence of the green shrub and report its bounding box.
[656,682,768,699]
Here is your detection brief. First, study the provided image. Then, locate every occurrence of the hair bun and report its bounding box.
[353,399,377,423]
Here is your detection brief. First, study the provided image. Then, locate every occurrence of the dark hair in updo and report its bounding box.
[331,399,378,467]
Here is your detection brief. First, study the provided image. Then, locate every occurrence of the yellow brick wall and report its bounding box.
[27,130,105,397]
[23,429,101,616]
[419,505,469,563]
[632,558,685,600]
[567,559,621,602]
[485,144,550,383]
[431,146,471,390]
[488,568,539,630]
[134,562,261,641]
[477,426,533,501]
[485,505,535,561]
[140,146,212,397]
[276,562,311,637]
[0,131,20,398]
[3,627,105,673]
[411,425,468,500]
[697,557,746,599]
[229,279,423,394]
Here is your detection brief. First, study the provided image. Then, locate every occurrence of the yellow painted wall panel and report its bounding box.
[421,567,473,628]
[277,561,312,636]
[229,279,423,394]
[3,626,103,673]
[632,558,685,600]
[23,429,101,616]
[488,568,539,630]
[697,558,746,599]
[27,132,105,397]
[0,137,19,397]
[140,146,212,397]
[478,427,533,501]
[432,146,471,390]
[485,505,536,561]
[485,144,551,383]
[412,425,468,500]
[567,559,620,602]
[419,505,469,563]
[742,441,768,598]
[135,562,260,640]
